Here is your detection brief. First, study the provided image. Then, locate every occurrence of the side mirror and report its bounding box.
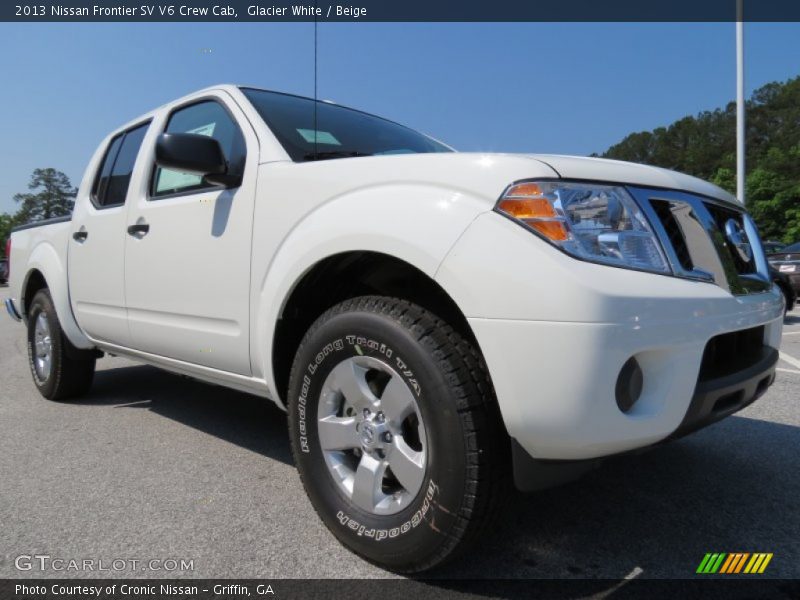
[155,133,241,187]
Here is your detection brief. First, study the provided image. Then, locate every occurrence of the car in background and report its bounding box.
[0,259,8,285]
[764,241,786,254]
[771,266,797,314]
[767,241,800,297]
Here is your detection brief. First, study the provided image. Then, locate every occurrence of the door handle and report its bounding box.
[72,229,88,242]
[127,223,150,237]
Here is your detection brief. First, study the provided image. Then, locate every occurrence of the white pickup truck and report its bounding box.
[5,85,784,572]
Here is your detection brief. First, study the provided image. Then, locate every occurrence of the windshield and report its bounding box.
[241,88,452,162]
[783,242,800,253]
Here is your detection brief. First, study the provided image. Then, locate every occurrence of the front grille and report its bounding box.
[698,326,765,382]
[651,200,693,271]
[629,187,771,296]
[702,202,757,275]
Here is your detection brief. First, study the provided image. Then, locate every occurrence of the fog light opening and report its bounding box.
[616,357,644,413]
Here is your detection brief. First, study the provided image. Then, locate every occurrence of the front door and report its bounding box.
[123,93,257,375]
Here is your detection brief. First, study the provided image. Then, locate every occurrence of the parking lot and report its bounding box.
[1,286,798,580]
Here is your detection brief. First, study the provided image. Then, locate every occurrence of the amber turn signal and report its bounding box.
[497,185,568,242]
[505,182,545,198]
[527,219,569,242]
[497,198,556,219]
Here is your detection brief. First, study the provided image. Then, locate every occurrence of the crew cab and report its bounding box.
[4,85,784,573]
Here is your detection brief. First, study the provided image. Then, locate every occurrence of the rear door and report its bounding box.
[68,122,150,346]
[123,92,258,375]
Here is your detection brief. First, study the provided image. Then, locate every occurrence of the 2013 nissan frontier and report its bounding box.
[5,85,784,572]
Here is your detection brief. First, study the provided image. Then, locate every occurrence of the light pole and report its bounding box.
[736,0,745,205]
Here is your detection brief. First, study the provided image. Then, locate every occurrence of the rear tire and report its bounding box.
[287,296,510,573]
[27,289,96,400]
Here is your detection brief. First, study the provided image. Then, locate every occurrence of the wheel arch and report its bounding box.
[22,243,93,349]
[270,251,484,408]
[21,268,47,318]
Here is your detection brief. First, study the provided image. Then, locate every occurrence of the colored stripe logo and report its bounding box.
[696,552,773,574]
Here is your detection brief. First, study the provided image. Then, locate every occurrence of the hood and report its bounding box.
[525,154,740,208]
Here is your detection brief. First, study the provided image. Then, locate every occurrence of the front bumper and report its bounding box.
[470,307,782,462]
[670,345,777,440]
[508,340,778,492]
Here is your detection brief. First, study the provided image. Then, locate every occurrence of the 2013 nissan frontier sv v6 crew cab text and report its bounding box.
[5,85,784,573]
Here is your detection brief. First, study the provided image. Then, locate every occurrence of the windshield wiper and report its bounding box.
[303,150,373,161]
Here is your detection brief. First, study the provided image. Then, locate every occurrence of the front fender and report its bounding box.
[251,183,491,399]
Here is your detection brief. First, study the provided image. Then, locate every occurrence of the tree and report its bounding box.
[13,168,76,224]
[710,167,736,194]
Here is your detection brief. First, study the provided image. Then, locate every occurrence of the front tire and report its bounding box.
[27,289,96,400]
[287,296,509,573]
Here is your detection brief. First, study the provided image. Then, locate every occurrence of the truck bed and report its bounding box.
[8,215,73,318]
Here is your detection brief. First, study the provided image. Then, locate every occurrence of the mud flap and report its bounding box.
[511,438,600,492]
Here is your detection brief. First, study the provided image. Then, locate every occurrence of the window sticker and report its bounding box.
[296,128,341,145]
[189,122,216,137]
[156,122,217,193]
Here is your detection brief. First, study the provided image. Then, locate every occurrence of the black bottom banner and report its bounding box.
[2,579,800,600]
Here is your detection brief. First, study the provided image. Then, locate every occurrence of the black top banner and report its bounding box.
[4,0,800,22]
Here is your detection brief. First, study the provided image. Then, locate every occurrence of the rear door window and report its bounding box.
[92,134,123,207]
[92,122,150,208]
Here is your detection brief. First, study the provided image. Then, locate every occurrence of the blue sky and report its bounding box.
[0,22,798,214]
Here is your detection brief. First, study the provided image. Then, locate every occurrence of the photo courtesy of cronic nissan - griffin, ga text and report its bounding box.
[4,85,784,573]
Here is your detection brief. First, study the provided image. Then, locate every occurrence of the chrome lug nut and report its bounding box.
[382,432,393,443]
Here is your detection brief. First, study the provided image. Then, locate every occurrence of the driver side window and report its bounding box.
[151,100,245,198]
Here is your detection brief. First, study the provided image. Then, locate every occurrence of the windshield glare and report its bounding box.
[241,88,452,161]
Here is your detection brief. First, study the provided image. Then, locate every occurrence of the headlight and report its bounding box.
[495,181,670,274]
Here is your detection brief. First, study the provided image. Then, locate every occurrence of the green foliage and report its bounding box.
[13,168,76,224]
[1,168,76,255]
[711,167,736,194]
[602,76,800,243]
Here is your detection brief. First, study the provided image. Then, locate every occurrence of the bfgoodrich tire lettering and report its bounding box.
[287,296,509,573]
[26,289,96,400]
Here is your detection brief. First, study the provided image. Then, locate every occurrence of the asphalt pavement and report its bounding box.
[1,286,798,580]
